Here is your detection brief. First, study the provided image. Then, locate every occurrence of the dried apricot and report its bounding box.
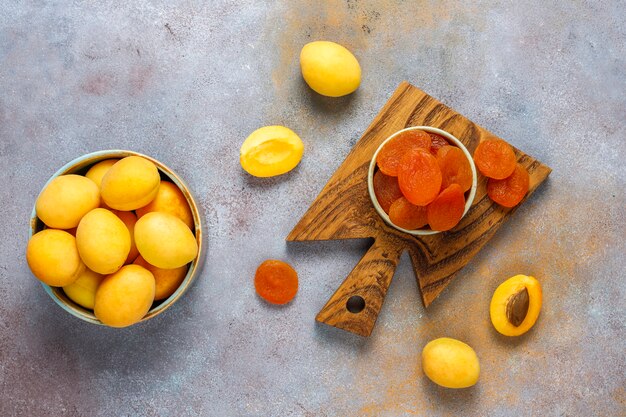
[397,149,442,206]
[487,163,529,207]
[254,260,298,305]
[429,133,449,156]
[473,139,516,179]
[373,170,402,213]
[377,130,431,176]
[388,197,428,230]
[427,184,465,231]
[437,146,473,192]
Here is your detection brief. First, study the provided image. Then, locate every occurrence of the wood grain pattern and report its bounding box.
[288,82,551,337]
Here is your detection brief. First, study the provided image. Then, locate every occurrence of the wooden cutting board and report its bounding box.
[287,82,551,337]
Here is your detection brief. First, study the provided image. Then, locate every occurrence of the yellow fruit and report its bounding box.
[100,156,160,210]
[85,159,119,188]
[240,126,304,177]
[134,255,188,300]
[62,268,104,309]
[136,181,194,229]
[94,264,155,327]
[112,210,139,264]
[26,229,85,286]
[135,212,198,269]
[422,337,480,389]
[300,41,361,97]
[35,175,100,229]
[490,274,542,336]
[76,208,131,274]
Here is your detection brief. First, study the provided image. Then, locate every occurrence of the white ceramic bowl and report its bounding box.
[368,126,477,236]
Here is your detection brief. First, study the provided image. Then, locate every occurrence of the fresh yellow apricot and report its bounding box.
[134,255,188,300]
[100,156,160,210]
[85,159,119,188]
[35,175,100,229]
[26,229,85,286]
[490,274,542,336]
[94,264,155,327]
[76,208,131,274]
[136,181,194,229]
[135,212,198,269]
[240,126,304,177]
[300,41,361,97]
[62,268,104,309]
[422,337,480,389]
[112,210,139,264]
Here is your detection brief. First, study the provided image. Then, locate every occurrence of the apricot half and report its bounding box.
[240,126,304,177]
[490,274,542,336]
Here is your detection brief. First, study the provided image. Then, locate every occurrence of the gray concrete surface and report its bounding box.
[1,1,625,416]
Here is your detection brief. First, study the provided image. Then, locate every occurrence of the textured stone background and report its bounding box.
[1,1,624,416]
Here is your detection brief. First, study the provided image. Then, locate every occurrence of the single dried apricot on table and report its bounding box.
[254,260,298,305]
[437,145,473,192]
[428,133,449,156]
[372,170,403,213]
[487,163,529,207]
[397,149,442,206]
[473,139,516,179]
[426,184,465,231]
[490,274,542,336]
[240,126,304,177]
[389,197,428,230]
[377,130,431,176]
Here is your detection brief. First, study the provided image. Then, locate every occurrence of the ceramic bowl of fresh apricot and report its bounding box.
[369,126,531,235]
[27,150,203,328]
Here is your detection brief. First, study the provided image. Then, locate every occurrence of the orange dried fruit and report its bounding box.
[429,133,449,156]
[254,260,298,305]
[397,149,442,206]
[473,139,516,179]
[437,146,473,192]
[377,130,431,176]
[427,184,465,231]
[487,163,529,207]
[388,197,428,230]
[373,170,403,213]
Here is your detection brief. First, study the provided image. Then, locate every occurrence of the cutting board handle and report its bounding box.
[316,237,403,337]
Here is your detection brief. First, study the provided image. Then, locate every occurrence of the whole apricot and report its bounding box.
[26,229,85,286]
[112,210,139,264]
[300,41,361,97]
[85,159,119,188]
[422,337,480,389]
[136,181,194,229]
[62,268,104,309]
[94,264,155,327]
[76,208,131,274]
[35,175,100,229]
[100,156,160,210]
[134,255,188,300]
[134,212,198,269]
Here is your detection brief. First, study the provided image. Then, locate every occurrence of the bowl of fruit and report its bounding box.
[368,126,478,235]
[27,150,203,327]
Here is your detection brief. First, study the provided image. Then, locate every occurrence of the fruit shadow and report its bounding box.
[241,162,302,188]
[297,79,359,117]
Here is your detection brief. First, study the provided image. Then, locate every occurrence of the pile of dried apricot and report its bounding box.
[473,139,529,207]
[373,129,473,232]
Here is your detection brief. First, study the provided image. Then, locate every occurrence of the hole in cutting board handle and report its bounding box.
[346,295,365,313]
